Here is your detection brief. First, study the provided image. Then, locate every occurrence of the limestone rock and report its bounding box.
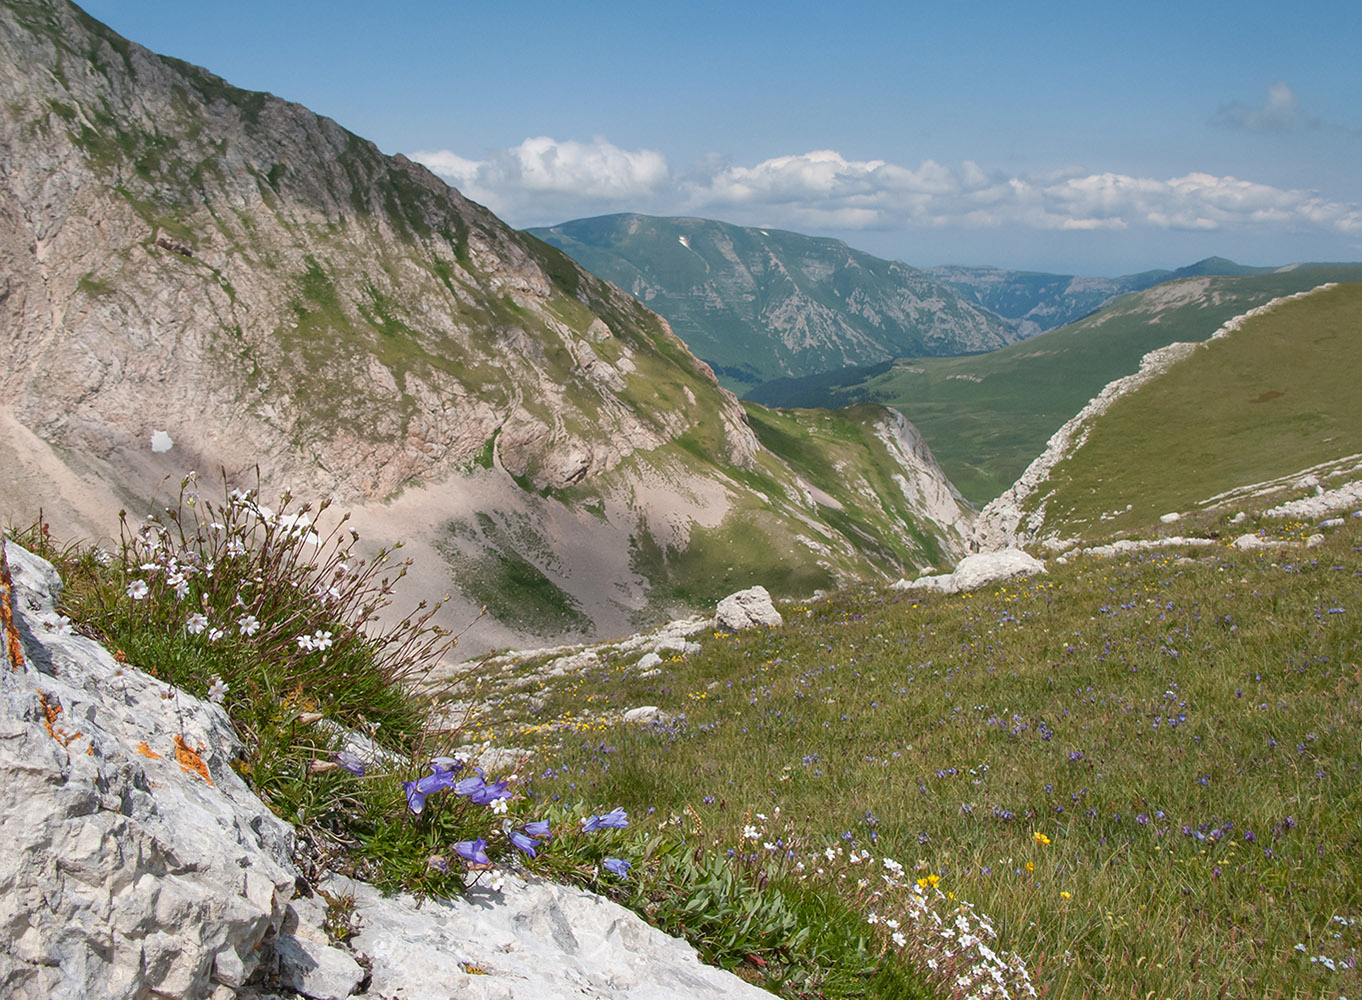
[895,548,1045,596]
[715,586,782,631]
[327,872,775,1000]
[0,541,297,999]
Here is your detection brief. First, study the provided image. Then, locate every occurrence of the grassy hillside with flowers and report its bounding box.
[10,466,1360,999]
[459,497,1362,999]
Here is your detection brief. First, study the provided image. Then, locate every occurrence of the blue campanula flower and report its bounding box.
[469,779,510,806]
[581,807,629,832]
[508,828,541,858]
[402,763,459,814]
[523,819,552,839]
[602,857,631,877]
[333,751,366,776]
[454,837,491,865]
[454,775,486,797]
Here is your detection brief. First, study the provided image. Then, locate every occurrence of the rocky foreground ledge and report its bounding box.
[0,540,772,1000]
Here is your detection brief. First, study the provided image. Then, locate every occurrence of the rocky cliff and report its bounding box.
[0,0,972,652]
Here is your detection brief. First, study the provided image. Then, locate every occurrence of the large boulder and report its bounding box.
[894,548,1046,596]
[715,586,783,631]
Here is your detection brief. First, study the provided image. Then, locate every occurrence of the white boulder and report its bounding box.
[715,586,782,631]
[894,548,1046,596]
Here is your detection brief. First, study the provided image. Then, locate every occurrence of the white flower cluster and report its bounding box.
[297,630,334,653]
[825,848,1037,1000]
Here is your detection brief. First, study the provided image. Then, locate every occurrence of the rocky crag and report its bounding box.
[0,0,972,653]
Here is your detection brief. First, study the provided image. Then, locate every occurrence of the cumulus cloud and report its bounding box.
[680,151,1362,235]
[413,136,669,221]
[1215,81,1317,133]
[411,137,1361,238]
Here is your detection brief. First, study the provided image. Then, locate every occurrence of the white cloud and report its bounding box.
[680,152,1362,236]
[1216,82,1316,133]
[413,136,669,220]
[410,137,1362,238]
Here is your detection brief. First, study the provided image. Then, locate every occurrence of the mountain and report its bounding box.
[923,256,1279,338]
[748,266,1362,503]
[975,280,1362,545]
[0,0,972,653]
[528,214,1015,393]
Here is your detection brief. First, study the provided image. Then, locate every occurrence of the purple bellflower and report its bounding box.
[454,838,491,865]
[603,857,631,877]
[469,779,511,806]
[508,827,541,858]
[333,751,366,776]
[581,807,629,832]
[522,819,552,840]
[402,763,458,815]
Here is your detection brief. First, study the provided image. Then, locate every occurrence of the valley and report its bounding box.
[1,1,1359,999]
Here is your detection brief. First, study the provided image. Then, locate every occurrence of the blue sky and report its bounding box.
[82,0,1362,275]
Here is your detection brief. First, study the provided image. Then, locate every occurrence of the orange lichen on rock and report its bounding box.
[136,741,163,760]
[1,543,25,672]
[173,734,214,785]
[36,690,82,747]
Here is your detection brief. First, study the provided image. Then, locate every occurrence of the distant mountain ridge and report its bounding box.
[923,256,1280,338]
[529,214,1015,392]
[749,266,1362,503]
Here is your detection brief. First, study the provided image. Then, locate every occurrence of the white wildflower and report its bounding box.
[742,825,759,840]
[237,614,260,637]
[207,677,228,704]
[892,931,907,948]
[186,613,209,634]
[207,627,225,643]
[127,579,150,600]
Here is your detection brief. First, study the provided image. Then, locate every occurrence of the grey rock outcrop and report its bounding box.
[0,540,298,999]
[715,585,783,630]
[0,540,780,999]
[892,548,1045,596]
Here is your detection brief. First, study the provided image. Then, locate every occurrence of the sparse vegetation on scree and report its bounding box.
[11,478,1361,999]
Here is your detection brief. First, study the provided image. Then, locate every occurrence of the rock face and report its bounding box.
[0,0,971,653]
[0,540,298,999]
[0,539,782,1000]
[331,872,774,1000]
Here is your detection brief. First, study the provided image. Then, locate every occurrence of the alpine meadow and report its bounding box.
[1,1,1359,999]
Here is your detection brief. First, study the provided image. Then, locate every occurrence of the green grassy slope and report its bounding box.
[748,268,1362,503]
[1030,281,1362,540]
[467,506,1362,999]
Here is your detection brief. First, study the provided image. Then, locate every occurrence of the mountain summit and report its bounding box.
[0,0,972,650]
